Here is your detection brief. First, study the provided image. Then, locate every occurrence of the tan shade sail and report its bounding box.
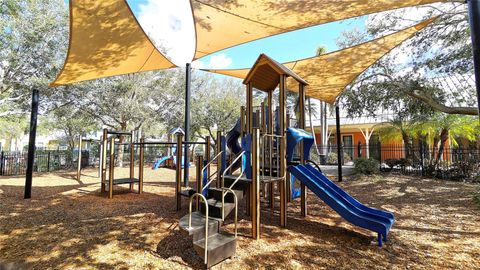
[50,0,176,87]
[191,0,442,60]
[204,18,436,103]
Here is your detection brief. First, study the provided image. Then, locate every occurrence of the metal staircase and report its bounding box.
[179,151,243,268]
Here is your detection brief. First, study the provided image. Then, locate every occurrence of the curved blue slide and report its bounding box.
[152,156,171,170]
[288,164,394,246]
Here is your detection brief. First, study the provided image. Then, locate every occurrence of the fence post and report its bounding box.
[47,151,51,172]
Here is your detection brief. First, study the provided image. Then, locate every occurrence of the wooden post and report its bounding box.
[267,90,274,209]
[196,155,203,211]
[77,136,82,181]
[129,131,135,190]
[299,84,307,217]
[205,136,210,183]
[279,75,287,227]
[108,136,115,199]
[246,82,253,134]
[240,106,246,137]
[286,113,291,203]
[138,138,144,194]
[216,131,222,188]
[251,129,260,239]
[101,129,108,192]
[176,133,183,210]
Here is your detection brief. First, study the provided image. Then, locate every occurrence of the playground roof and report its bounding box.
[244,54,307,91]
[203,18,436,103]
[50,0,176,87]
[190,0,442,60]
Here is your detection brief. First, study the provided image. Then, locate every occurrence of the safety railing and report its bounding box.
[188,193,209,264]
[222,151,246,191]
[201,151,224,192]
[261,134,285,180]
[220,187,238,236]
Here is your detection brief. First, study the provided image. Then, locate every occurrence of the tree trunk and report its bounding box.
[402,132,412,159]
[435,128,449,166]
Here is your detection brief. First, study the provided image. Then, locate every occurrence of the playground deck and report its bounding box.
[0,168,479,269]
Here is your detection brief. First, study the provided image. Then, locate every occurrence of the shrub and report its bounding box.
[398,158,413,168]
[385,159,399,169]
[354,157,379,175]
[327,152,338,164]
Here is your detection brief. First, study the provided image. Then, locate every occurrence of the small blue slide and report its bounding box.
[152,156,172,170]
[288,164,394,246]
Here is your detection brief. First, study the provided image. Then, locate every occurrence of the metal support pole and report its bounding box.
[468,0,480,118]
[184,63,191,186]
[25,89,39,199]
[77,136,82,181]
[335,105,343,182]
[205,136,211,182]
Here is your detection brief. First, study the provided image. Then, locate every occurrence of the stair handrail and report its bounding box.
[188,193,209,265]
[220,187,238,237]
[306,159,323,173]
[261,134,285,180]
[201,151,224,192]
[222,151,246,190]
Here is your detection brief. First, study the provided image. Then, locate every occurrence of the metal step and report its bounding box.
[200,198,235,219]
[179,212,220,242]
[223,175,251,189]
[193,233,236,268]
[207,187,244,203]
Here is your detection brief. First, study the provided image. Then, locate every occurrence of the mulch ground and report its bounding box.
[0,167,479,269]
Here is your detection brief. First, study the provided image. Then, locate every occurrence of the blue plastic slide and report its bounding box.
[288,164,394,246]
[152,156,172,170]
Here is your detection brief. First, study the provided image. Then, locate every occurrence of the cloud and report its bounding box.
[207,54,233,69]
[133,0,195,66]
[192,53,233,69]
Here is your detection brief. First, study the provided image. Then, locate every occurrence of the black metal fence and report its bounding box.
[311,143,480,181]
[0,150,90,176]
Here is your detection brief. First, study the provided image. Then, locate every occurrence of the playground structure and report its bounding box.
[99,129,144,199]
[152,127,186,170]
[177,54,395,267]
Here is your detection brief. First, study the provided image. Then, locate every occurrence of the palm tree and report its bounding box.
[376,117,416,159]
[413,114,479,166]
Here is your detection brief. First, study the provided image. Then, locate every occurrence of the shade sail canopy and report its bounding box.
[50,0,176,87]
[204,18,436,103]
[190,0,443,60]
[244,54,307,91]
